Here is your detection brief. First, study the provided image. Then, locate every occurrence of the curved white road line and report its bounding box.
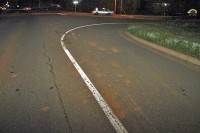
[60,23,128,133]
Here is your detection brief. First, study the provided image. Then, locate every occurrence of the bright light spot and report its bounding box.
[73,1,78,5]
[187,9,197,16]
[162,3,169,7]
[187,9,197,14]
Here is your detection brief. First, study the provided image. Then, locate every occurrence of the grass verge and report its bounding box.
[127,21,200,59]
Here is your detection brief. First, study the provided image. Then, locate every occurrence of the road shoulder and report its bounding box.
[124,30,200,68]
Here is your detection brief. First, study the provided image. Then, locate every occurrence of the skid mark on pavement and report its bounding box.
[116,74,124,78]
[102,88,127,120]
[89,41,98,47]
[111,47,119,53]
[88,41,107,52]
[124,79,131,86]
[41,105,50,113]
[95,70,103,78]
[99,47,107,51]
[110,60,120,68]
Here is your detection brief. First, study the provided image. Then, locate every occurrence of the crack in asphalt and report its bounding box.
[41,29,73,133]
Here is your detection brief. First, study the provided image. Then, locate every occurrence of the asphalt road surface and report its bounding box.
[0,14,200,133]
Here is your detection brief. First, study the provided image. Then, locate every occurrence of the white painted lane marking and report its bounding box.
[60,23,128,133]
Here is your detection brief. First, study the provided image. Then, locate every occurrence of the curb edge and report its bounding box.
[125,30,200,67]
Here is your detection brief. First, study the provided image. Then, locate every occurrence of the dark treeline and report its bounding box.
[78,0,200,16]
[1,0,200,16]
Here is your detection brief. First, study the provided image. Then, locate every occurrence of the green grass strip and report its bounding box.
[127,22,200,59]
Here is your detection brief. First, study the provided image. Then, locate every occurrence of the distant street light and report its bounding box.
[73,1,78,13]
[162,3,168,20]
